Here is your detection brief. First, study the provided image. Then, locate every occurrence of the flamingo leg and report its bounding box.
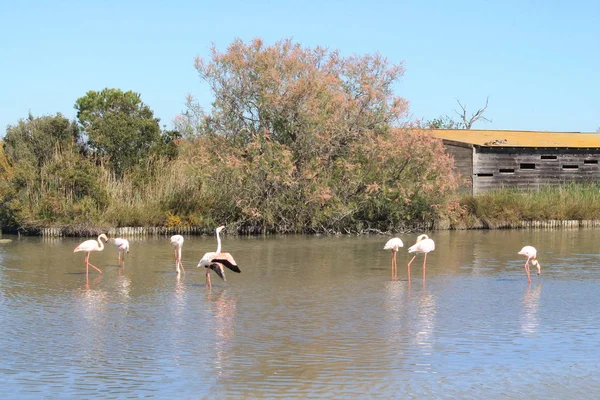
[174,249,181,274]
[423,253,427,283]
[84,252,102,275]
[174,248,185,275]
[524,258,531,283]
[407,255,417,282]
[206,269,212,288]
[87,262,103,274]
[393,251,398,280]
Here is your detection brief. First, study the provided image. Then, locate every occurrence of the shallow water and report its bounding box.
[0,229,599,399]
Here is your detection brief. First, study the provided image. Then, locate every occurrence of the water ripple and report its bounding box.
[1,233,600,398]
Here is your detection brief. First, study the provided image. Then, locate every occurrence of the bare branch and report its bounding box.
[454,96,492,129]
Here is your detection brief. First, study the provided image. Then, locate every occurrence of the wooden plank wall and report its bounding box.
[473,147,600,193]
[443,142,473,192]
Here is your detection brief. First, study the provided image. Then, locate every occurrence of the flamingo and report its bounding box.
[113,238,129,266]
[518,246,541,283]
[197,225,241,288]
[170,235,185,274]
[407,234,435,283]
[73,234,108,278]
[384,237,404,280]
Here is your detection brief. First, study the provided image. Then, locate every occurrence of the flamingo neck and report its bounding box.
[97,235,105,251]
[216,230,222,253]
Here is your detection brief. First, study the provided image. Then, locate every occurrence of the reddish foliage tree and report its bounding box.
[173,38,460,232]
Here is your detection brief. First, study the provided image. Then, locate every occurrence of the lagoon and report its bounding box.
[0,229,599,398]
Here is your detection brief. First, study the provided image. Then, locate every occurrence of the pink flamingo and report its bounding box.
[384,237,404,279]
[518,246,541,283]
[407,234,435,283]
[170,235,185,274]
[113,238,130,266]
[73,234,108,278]
[198,226,241,288]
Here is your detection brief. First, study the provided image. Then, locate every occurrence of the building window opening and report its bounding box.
[520,163,536,170]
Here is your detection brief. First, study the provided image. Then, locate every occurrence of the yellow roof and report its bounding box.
[428,129,600,148]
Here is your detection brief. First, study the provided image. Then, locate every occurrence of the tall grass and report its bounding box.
[100,156,213,228]
[458,183,600,227]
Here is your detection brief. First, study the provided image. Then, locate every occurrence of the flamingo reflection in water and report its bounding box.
[520,283,542,335]
[207,289,238,377]
[413,288,437,356]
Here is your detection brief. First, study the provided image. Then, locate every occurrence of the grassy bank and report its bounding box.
[447,183,600,229]
[9,183,600,237]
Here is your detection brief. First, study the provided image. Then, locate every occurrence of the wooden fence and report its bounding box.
[36,220,600,237]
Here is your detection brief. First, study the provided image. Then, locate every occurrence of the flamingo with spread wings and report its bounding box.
[197,226,241,288]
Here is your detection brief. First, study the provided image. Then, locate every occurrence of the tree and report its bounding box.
[424,115,461,129]
[3,112,82,169]
[75,88,168,176]
[1,113,106,228]
[174,38,459,232]
[454,96,492,129]
[424,97,492,130]
[188,38,408,171]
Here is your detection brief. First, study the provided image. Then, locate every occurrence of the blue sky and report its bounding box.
[1,0,598,135]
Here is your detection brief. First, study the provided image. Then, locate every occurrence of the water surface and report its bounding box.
[0,229,599,398]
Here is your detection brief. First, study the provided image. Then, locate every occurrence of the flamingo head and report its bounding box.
[531,258,541,275]
[216,225,225,234]
[99,234,108,243]
[416,234,429,243]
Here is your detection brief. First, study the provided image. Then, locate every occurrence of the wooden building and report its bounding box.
[429,129,600,194]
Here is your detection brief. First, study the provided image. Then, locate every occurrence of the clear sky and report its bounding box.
[1,0,598,135]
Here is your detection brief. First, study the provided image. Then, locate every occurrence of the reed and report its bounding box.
[458,183,600,226]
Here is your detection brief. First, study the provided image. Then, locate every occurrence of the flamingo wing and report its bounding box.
[211,252,241,273]
[209,263,226,280]
[408,239,435,254]
[421,239,435,253]
[74,239,99,253]
[518,246,537,257]
[384,237,403,250]
[114,238,129,252]
[170,235,184,247]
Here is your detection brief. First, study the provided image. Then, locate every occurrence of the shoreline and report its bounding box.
[3,219,600,237]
